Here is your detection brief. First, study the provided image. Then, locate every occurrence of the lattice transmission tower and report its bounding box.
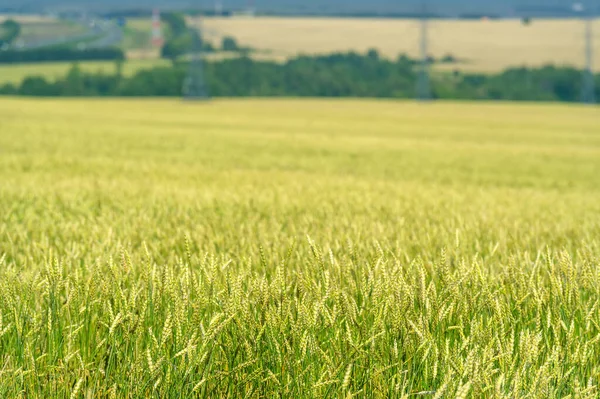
[183,10,209,100]
[581,2,596,104]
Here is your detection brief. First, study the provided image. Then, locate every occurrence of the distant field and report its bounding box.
[1,98,600,396]
[0,59,170,85]
[192,16,600,72]
[0,14,55,24]
[17,20,86,43]
[4,15,600,72]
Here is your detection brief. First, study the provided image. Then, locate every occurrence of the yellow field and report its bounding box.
[0,59,171,85]
[0,14,56,23]
[1,98,600,396]
[195,16,600,72]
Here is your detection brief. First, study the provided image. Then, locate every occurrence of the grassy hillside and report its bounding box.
[1,98,600,396]
[197,16,600,72]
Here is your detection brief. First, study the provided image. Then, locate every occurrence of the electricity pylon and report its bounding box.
[183,15,209,100]
[582,8,595,104]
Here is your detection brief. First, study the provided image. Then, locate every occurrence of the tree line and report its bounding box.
[0,51,598,103]
[0,47,125,63]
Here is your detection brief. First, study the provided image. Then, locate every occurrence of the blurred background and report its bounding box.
[0,0,598,102]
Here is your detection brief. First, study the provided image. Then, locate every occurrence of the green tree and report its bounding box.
[161,35,192,61]
[63,64,86,96]
[367,48,380,61]
[19,76,59,96]
[161,13,188,37]
[222,36,239,52]
[0,19,21,46]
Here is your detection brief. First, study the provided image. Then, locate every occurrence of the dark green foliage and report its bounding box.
[441,54,457,63]
[161,13,188,37]
[160,13,217,62]
[0,47,125,64]
[222,36,240,52]
[460,66,585,102]
[367,48,380,60]
[161,32,215,61]
[159,12,218,61]
[19,76,60,96]
[161,36,189,61]
[0,19,20,47]
[0,82,17,94]
[160,12,202,62]
[203,42,215,53]
[119,67,187,96]
[1,52,598,103]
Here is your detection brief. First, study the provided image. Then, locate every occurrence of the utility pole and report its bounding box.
[183,14,209,100]
[417,0,432,101]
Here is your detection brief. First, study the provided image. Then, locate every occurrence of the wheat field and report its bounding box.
[1,98,600,397]
[0,15,56,24]
[198,16,600,72]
